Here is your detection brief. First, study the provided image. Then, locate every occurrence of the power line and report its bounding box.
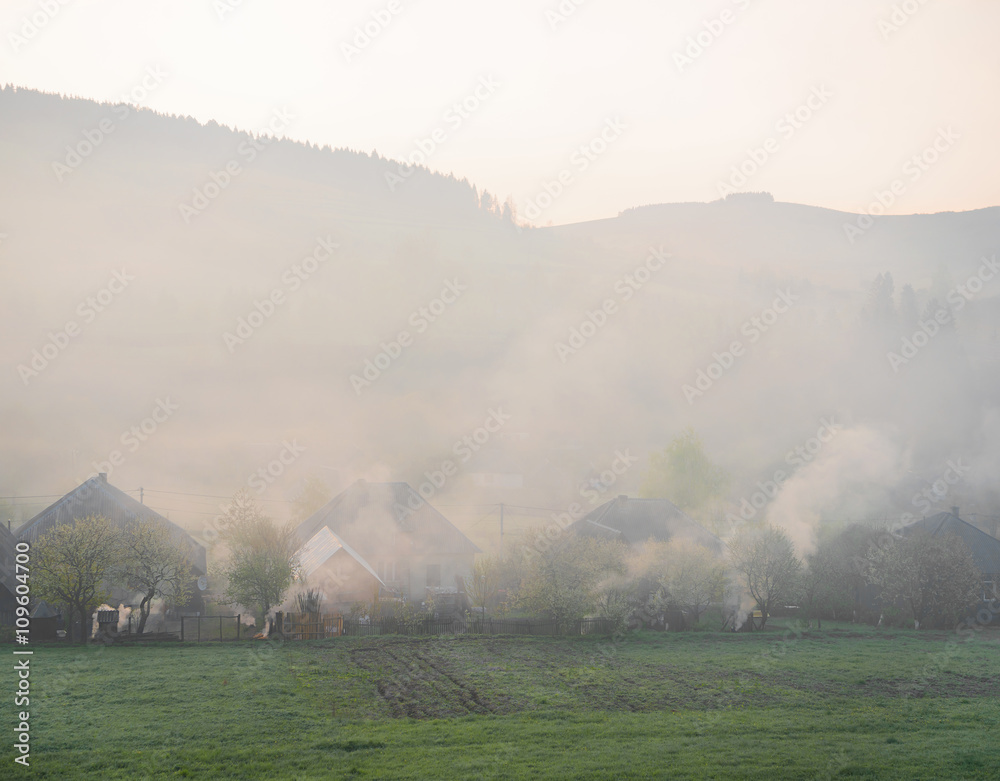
[132,488,293,504]
[1,487,294,505]
[120,489,233,509]
[141,506,222,517]
[0,494,66,500]
[433,503,503,508]
[466,506,499,527]
[498,506,561,518]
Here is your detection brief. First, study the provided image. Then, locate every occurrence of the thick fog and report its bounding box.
[2,87,999,552]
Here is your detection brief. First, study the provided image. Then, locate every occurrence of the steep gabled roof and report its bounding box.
[569,495,722,552]
[296,480,480,557]
[16,474,206,574]
[900,511,1000,575]
[295,525,384,585]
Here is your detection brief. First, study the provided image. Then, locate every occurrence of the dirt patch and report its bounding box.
[350,640,508,719]
[337,635,1000,718]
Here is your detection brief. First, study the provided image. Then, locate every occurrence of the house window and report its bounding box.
[426,564,441,588]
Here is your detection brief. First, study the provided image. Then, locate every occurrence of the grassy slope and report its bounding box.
[5,623,1000,780]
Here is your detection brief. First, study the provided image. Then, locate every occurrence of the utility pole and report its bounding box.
[140,487,144,505]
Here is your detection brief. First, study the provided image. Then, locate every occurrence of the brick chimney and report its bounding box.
[618,494,628,501]
[951,505,960,518]
[98,472,107,483]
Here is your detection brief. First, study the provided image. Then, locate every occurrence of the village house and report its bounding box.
[568,494,722,552]
[16,473,208,613]
[899,507,1000,609]
[294,479,480,613]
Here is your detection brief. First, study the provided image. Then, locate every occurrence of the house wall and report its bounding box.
[304,551,474,614]
[405,553,475,600]
[308,552,380,612]
[362,530,475,602]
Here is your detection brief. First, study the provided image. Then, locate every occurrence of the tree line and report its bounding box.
[466,521,984,633]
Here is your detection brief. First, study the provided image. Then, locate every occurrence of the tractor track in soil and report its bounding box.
[349,641,502,718]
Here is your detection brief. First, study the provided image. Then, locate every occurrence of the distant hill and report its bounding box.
[2,86,999,546]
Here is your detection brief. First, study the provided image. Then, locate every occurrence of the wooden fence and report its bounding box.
[282,612,343,639]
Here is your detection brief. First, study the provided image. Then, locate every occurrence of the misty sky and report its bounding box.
[3,0,997,225]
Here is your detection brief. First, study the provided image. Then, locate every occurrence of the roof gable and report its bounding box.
[296,480,480,557]
[16,475,207,574]
[295,525,384,585]
[900,512,1000,574]
[570,495,722,551]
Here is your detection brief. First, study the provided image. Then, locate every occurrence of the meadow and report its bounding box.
[6,622,1000,780]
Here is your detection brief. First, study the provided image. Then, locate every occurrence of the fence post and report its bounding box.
[237,615,240,641]
[197,616,201,642]
[181,616,184,642]
[219,616,223,642]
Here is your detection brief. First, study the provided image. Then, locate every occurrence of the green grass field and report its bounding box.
[5,622,1000,779]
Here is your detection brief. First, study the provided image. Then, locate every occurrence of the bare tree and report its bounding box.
[217,488,265,538]
[728,524,801,628]
[118,519,193,633]
[467,555,500,618]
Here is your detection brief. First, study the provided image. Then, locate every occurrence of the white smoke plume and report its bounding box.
[116,603,132,632]
[765,426,908,554]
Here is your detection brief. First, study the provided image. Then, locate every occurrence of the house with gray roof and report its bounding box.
[568,494,722,552]
[899,507,1000,604]
[17,473,207,611]
[294,479,480,609]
